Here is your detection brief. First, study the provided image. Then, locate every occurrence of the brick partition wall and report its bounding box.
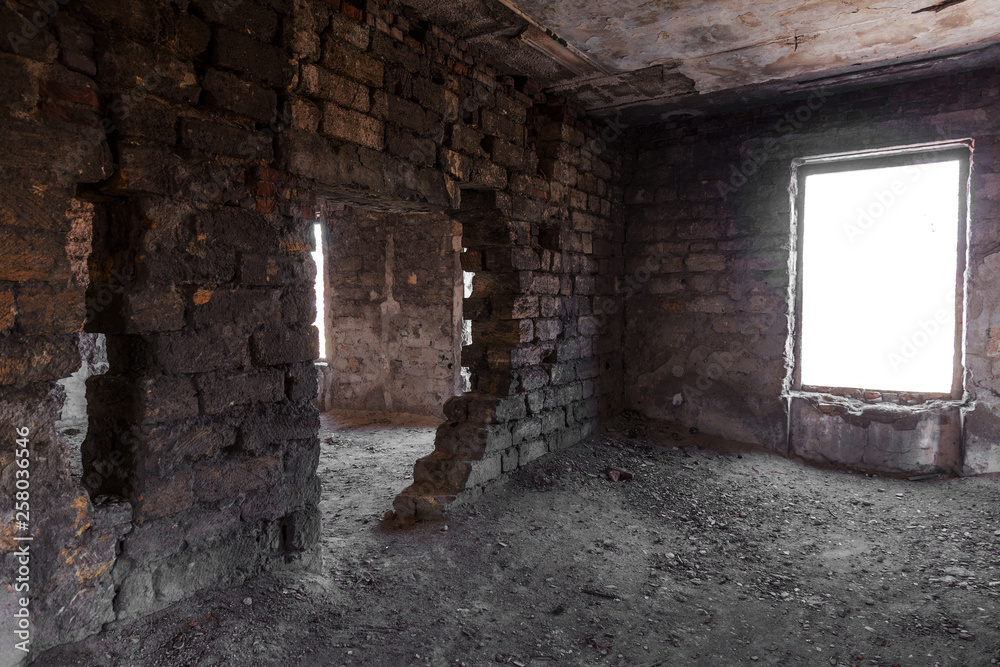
[623,68,1000,475]
[0,0,625,659]
[317,206,464,417]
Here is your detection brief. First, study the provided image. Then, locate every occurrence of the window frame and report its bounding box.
[789,141,972,402]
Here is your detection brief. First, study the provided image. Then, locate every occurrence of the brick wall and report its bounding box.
[623,68,1000,475]
[0,0,625,659]
[317,206,463,417]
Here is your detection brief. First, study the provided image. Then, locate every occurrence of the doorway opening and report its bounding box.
[55,198,108,486]
[311,204,466,555]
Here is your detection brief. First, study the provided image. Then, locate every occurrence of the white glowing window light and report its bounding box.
[311,221,327,360]
[798,159,962,393]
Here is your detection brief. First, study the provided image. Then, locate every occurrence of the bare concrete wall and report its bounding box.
[623,68,1000,475]
[319,207,463,417]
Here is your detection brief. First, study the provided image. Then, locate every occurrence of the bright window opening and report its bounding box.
[461,262,474,393]
[798,154,965,394]
[312,221,327,360]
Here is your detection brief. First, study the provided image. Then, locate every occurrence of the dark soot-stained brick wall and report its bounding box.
[0,0,625,659]
[624,69,1000,477]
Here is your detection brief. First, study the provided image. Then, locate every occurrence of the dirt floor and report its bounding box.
[38,410,1000,667]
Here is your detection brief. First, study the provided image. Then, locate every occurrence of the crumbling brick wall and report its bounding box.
[318,206,463,417]
[0,0,626,660]
[623,68,1000,475]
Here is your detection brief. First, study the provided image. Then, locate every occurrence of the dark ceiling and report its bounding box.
[404,0,1000,122]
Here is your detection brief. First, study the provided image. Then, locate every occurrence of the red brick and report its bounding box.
[38,79,100,107]
[341,2,364,21]
[40,102,99,126]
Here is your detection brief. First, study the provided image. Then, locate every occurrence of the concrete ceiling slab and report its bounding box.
[404,0,1000,120]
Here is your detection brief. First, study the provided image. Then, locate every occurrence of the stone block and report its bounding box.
[122,288,186,333]
[179,117,273,161]
[213,27,295,88]
[321,104,384,150]
[97,40,200,104]
[0,178,76,233]
[280,288,317,326]
[281,506,320,552]
[137,375,200,423]
[239,253,315,286]
[251,326,319,365]
[15,286,84,334]
[471,160,508,190]
[192,453,282,503]
[190,288,281,330]
[0,227,71,282]
[196,368,285,413]
[534,318,563,342]
[518,366,549,392]
[134,469,194,521]
[434,422,489,458]
[199,207,281,253]
[465,454,502,488]
[193,0,277,40]
[0,335,80,386]
[201,68,277,123]
[327,13,370,51]
[448,124,486,156]
[485,136,524,170]
[540,408,566,434]
[511,417,542,445]
[299,64,369,111]
[286,96,321,132]
[153,329,249,374]
[472,319,532,346]
[0,291,13,332]
[108,93,177,145]
[140,419,236,471]
[518,439,547,466]
[285,362,318,402]
[439,148,472,181]
[235,401,319,453]
[500,446,519,472]
[321,43,383,88]
[685,253,727,272]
